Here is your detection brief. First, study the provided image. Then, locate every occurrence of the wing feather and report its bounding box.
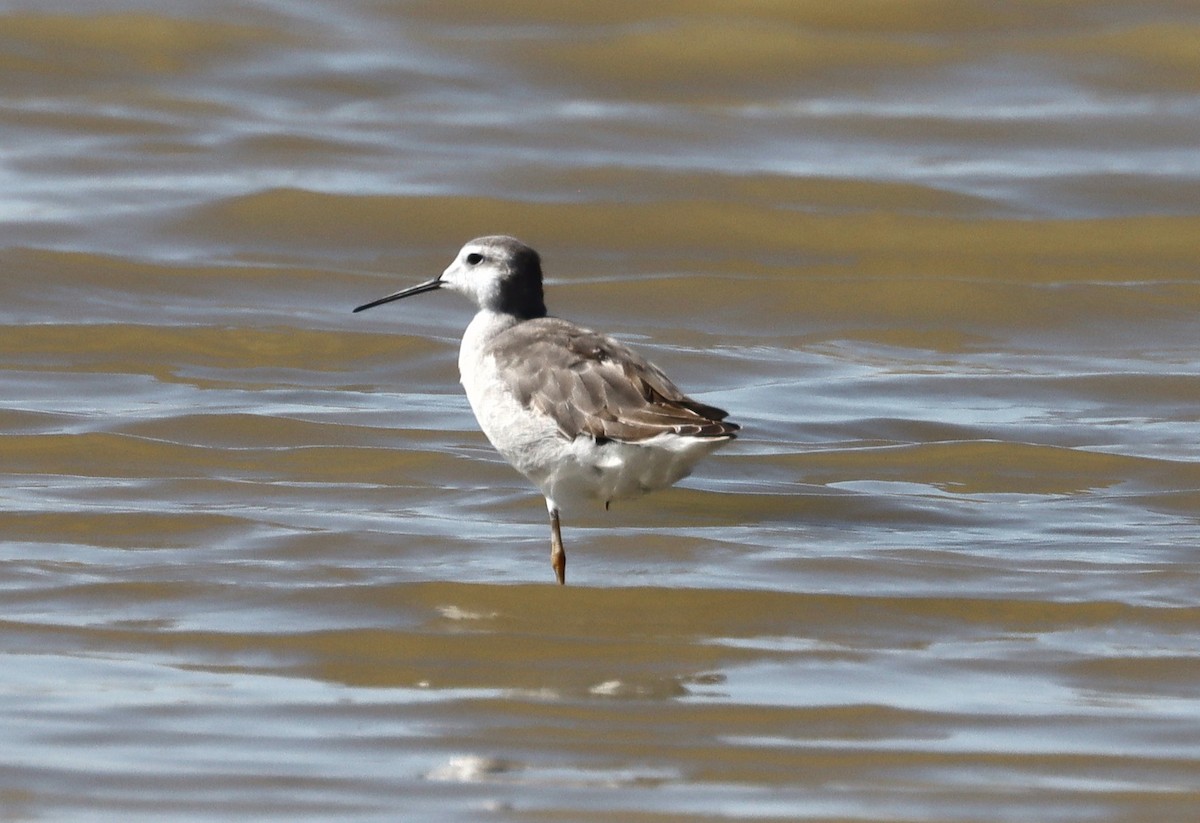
[488,317,739,443]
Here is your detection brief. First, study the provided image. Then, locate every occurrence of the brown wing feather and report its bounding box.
[489,317,739,443]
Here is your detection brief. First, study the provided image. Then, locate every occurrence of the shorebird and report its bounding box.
[353,236,739,584]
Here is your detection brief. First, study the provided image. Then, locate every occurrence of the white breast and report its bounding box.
[459,311,569,492]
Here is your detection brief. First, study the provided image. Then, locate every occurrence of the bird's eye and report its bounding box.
[465,252,484,265]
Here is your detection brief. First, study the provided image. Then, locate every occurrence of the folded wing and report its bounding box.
[490,317,739,443]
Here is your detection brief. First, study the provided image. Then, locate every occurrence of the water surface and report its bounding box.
[2,2,1199,821]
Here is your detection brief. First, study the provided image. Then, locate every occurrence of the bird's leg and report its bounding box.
[549,505,566,585]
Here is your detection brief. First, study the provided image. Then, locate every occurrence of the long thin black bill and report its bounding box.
[352,278,442,313]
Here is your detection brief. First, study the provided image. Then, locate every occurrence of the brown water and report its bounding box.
[3,2,1200,821]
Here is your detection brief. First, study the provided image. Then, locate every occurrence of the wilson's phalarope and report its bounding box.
[354,235,738,584]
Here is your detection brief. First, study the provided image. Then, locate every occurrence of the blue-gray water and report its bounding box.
[2,2,1199,821]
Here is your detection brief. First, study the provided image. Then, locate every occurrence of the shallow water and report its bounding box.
[2,2,1200,821]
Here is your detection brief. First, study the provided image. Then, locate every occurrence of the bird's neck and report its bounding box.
[466,308,523,341]
[492,279,546,319]
[459,309,524,392]
[460,308,518,358]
